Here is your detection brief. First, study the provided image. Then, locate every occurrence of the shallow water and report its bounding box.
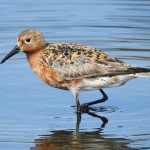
[0,0,150,149]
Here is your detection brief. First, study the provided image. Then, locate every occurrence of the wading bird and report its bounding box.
[1,29,150,116]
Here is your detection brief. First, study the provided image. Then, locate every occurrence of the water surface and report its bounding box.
[0,0,150,150]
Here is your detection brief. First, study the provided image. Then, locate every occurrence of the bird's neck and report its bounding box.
[26,50,42,72]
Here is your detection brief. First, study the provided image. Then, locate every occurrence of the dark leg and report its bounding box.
[80,89,108,112]
[73,89,108,129]
[86,89,108,106]
[75,109,108,131]
[73,91,80,112]
[76,112,81,132]
[87,111,108,128]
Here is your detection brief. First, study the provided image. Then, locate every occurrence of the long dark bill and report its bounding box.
[0,45,20,64]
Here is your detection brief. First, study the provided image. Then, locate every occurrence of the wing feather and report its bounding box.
[42,43,133,80]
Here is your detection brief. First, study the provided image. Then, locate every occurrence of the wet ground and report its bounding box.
[0,0,150,149]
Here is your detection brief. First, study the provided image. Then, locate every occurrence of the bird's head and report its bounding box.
[0,29,46,64]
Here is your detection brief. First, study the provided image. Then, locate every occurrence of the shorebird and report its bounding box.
[1,29,150,113]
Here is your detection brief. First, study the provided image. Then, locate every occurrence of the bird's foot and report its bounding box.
[76,103,108,128]
[78,103,95,113]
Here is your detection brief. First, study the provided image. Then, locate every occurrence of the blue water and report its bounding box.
[0,0,150,149]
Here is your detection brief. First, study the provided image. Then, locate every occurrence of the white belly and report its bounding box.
[79,75,136,91]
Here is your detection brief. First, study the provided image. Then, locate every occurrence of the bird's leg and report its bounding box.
[72,90,80,112]
[76,112,81,132]
[80,89,108,112]
[76,98,80,112]
[86,89,108,106]
[72,89,108,128]
[76,109,108,131]
[87,111,108,128]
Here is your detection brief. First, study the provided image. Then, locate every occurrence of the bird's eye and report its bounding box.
[25,38,31,43]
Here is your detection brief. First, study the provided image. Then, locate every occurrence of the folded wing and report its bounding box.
[44,43,143,80]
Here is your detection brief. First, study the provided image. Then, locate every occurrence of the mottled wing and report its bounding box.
[43,43,133,80]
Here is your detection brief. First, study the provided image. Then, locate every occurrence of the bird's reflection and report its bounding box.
[31,117,133,150]
[75,105,118,131]
[31,132,134,150]
[75,106,109,132]
[30,106,125,150]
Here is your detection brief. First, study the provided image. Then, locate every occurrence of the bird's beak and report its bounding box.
[0,45,20,64]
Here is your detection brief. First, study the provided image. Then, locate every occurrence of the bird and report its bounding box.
[1,29,150,113]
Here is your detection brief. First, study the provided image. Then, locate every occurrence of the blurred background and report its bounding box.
[0,0,150,149]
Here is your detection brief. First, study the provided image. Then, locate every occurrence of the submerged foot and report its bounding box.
[79,103,89,113]
[76,103,108,127]
[78,103,96,113]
